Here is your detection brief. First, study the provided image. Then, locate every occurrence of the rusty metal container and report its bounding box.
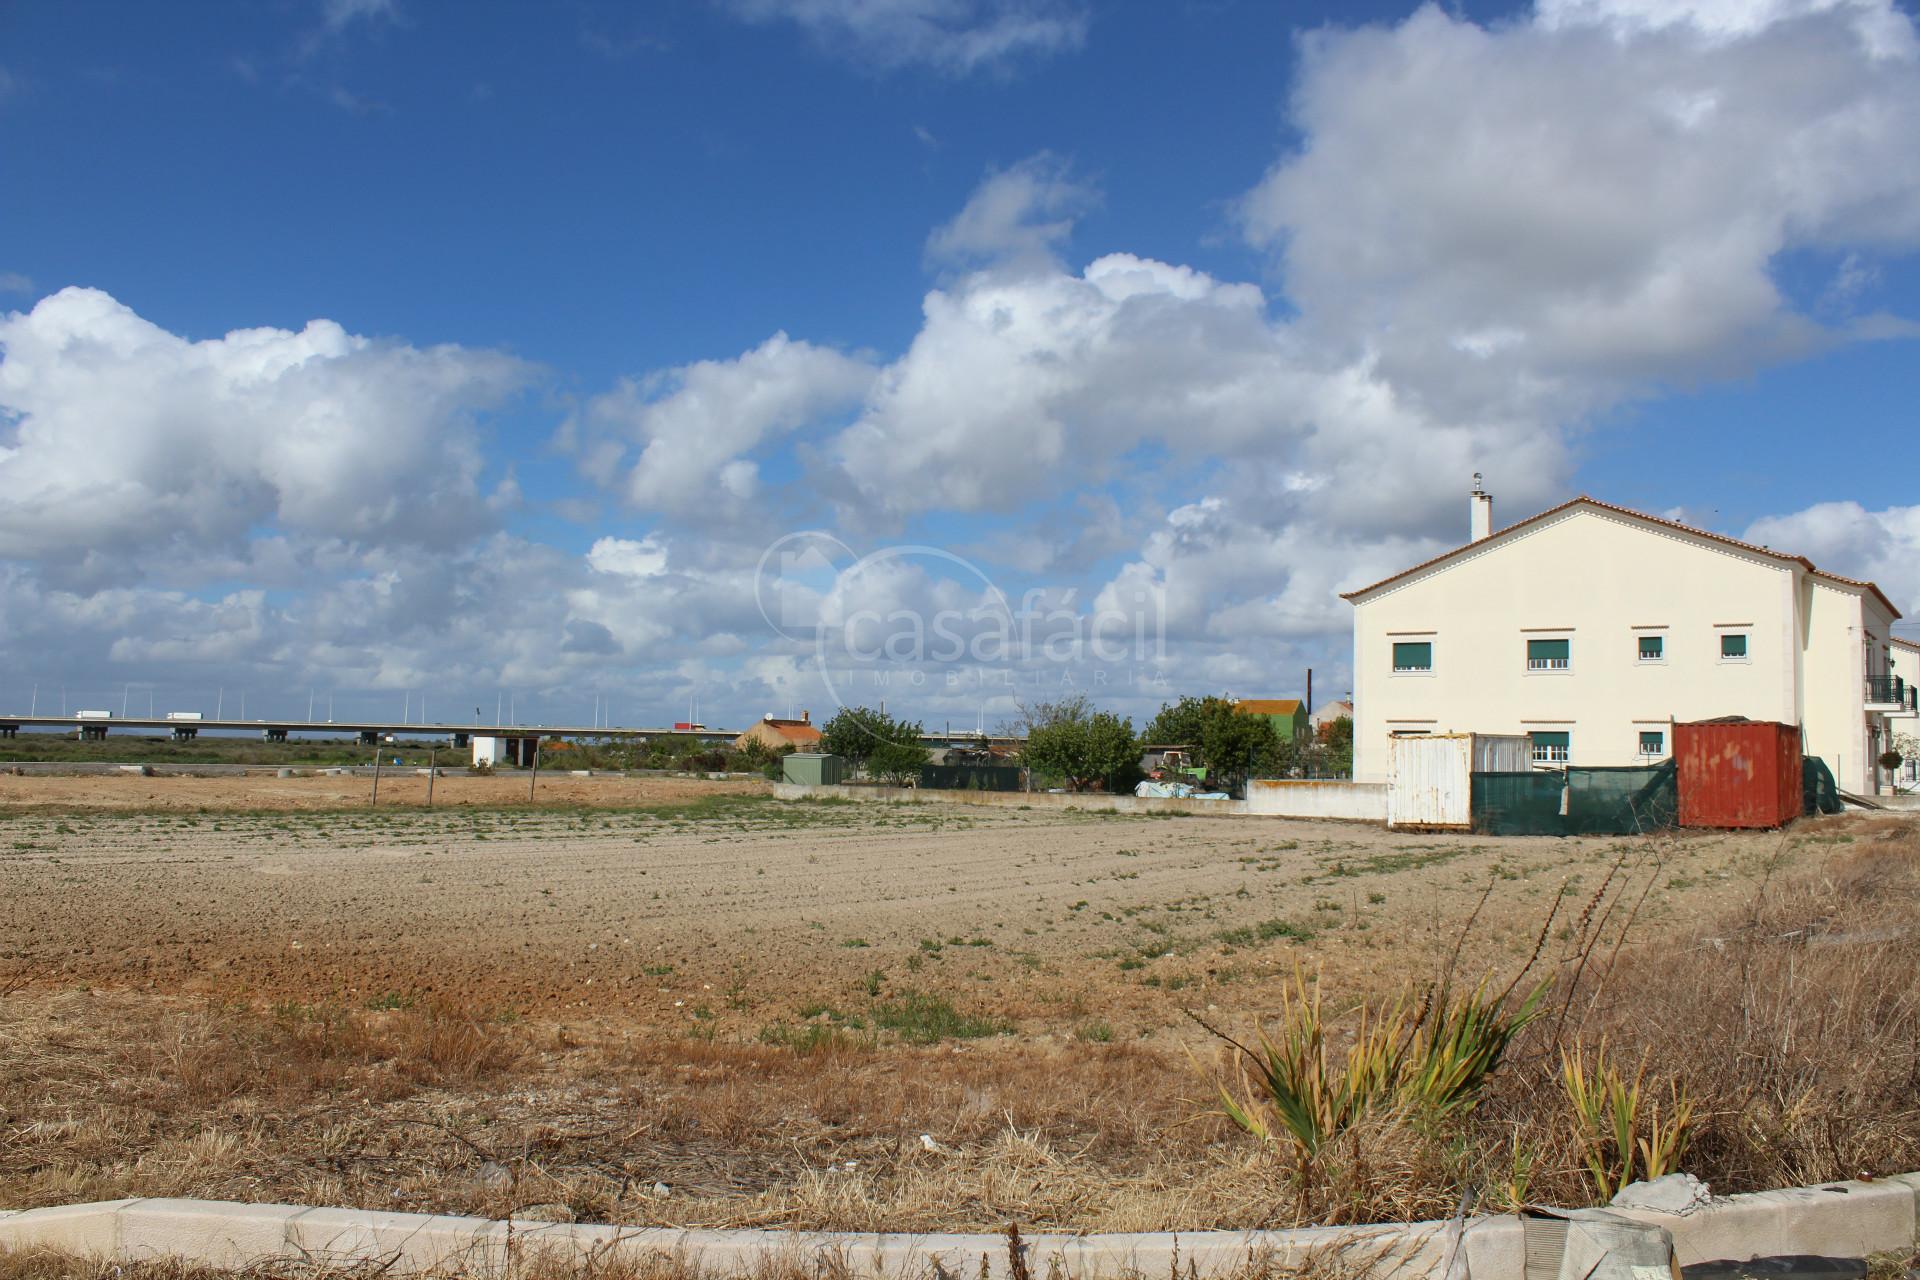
[1674,719,1801,829]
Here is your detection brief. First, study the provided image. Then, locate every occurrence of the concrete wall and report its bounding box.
[1245,779,1386,821]
[770,782,1246,816]
[1354,504,1804,783]
[3,1176,1915,1279]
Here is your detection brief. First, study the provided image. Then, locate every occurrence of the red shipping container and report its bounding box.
[1674,719,1802,829]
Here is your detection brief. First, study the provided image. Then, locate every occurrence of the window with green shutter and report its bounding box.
[1391,641,1432,672]
[1638,635,1663,661]
[1530,731,1570,764]
[1721,633,1748,660]
[1638,730,1664,756]
[1527,637,1570,670]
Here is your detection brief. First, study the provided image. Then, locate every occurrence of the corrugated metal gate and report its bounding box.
[1387,734,1473,830]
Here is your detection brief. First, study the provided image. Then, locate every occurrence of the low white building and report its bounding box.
[1343,486,1913,795]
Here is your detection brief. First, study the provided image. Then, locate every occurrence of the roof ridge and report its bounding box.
[1340,496,1898,619]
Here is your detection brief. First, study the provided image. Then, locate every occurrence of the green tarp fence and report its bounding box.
[1473,757,1841,836]
[918,764,1025,791]
[1471,771,1566,836]
[1566,762,1678,835]
[1802,756,1843,815]
[1472,763,1678,837]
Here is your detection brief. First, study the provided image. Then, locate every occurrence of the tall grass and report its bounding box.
[1194,819,1920,1220]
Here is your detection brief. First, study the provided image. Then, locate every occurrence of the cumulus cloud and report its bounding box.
[719,0,1087,74]
[0,288,530,587]
[1744,501,1920,614]
[1240,0,1920,425]
[579,333,875,517]
[925,153,1095,271]
[14,0,1920,725]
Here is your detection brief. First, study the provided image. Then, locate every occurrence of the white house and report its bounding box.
[1343,485,1914,796]
[1893,636,1920,792]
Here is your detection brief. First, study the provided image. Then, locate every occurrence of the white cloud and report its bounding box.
[581,332,875,517]
[587,535,670,578]
[720,0,1087,74]
[1744,501,1920,614]
[925,153,1095,271]
[1537,0,1915,57]
[0,287,529,585]
[322,0,399,33]
[0,273,32,295]
[1240,1,1920,425]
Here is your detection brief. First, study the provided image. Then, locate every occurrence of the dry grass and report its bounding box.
[1208,815,1920,1223]
[0,1241,1379,1280]
[2,816,1916,1237]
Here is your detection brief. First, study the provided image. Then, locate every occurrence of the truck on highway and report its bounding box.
[165,711,204,721]
[75,710,112,720]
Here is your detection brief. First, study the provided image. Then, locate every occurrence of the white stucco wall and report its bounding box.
[1351,505,1837,784]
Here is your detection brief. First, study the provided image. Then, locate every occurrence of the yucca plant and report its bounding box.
[1403,977,1547,1125]
[1206,968,1545,1159]
[1562,1040,1695,1200]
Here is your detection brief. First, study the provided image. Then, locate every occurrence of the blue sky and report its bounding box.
[4,0,1920,731]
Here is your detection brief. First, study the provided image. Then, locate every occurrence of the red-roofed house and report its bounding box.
[734,712,824,753]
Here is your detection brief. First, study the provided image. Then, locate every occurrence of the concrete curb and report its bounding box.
[0,1175,1913,1278]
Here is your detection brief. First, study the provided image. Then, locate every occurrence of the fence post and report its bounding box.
[427,746,436,809]
[370,741,381,808]
[528,737,540,803]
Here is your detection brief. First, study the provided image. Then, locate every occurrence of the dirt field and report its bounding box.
[0,769,765,812]
[4,775,1914,1236]
[0,775,1779,1028]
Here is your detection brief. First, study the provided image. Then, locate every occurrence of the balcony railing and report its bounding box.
[1866,674,1907,708]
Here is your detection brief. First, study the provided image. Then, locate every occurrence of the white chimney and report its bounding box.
[1470,474,1493,542]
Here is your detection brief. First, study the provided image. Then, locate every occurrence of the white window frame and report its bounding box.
[1530,731,1571,765]
[1636,633,1666,664]
[1718,632,1751,664]
[1636,729,1665,758]
[1525,635,1573,674]
[1391,638,1435,675]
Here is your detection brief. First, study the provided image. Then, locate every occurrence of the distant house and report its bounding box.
[733,712,823,753]
[1310,699,1354,730]
[1342,485,1913,794]
[1234,698,1309,742]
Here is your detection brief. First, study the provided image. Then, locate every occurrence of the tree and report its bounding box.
[1025,709,1139,792]
[868,736,929,785]
[1312,716,1354,777]
[820,705,925,782]
[1006,693,1093,738]
[1143,695,1214,752]
[1143,694,1295,790]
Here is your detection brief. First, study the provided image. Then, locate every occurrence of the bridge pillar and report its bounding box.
[171,726,199,741]
[0,725,15,739]
[451,732,470,749]
[357,730,380,746]
[80,725,109,741]
[262,727,289,744]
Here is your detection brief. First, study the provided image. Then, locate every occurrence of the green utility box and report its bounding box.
[783,752,848,786]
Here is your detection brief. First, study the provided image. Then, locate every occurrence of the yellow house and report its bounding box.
[1342,486,1911,796]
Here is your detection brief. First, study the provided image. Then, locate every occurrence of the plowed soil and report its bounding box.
[0,778,1792,1030]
